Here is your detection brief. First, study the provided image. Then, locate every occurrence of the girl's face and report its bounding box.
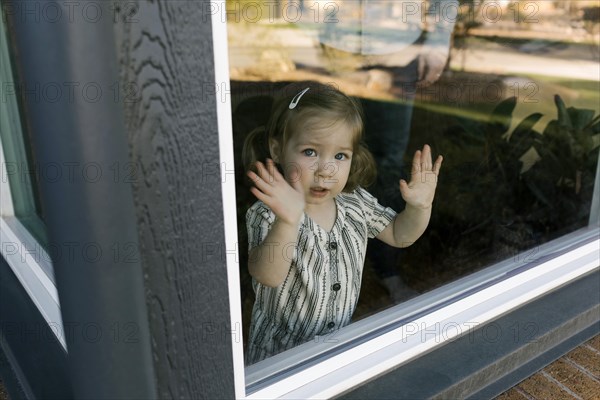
[273,119,355,211]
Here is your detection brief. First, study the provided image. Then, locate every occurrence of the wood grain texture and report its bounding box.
[113,1,235,397]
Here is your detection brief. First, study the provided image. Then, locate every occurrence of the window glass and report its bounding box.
[226,0,600,366]
[0,13,49,248]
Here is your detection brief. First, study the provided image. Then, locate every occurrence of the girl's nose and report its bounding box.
[314,161,335,178]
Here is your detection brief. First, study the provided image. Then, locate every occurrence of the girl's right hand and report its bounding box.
[247,159,305,226]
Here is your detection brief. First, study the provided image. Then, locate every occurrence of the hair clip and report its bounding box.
[289,87,310,109]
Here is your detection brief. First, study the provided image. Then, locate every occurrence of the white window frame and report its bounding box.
[0,17,66,350]
[211,4,600,398]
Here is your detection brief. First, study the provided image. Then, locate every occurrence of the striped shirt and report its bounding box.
[245,187,397,365]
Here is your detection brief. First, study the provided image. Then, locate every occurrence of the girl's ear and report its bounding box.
[269,139,281,163]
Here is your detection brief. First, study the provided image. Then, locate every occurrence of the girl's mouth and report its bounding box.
[310,187,329,198]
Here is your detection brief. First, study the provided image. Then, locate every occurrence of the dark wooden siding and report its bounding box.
[113,1,236,397]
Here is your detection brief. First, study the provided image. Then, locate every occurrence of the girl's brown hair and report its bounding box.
[242,82,376,192]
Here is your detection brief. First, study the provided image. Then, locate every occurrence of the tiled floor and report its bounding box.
[496,335,600,400]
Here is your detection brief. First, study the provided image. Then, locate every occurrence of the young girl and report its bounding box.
[242,82,442,365]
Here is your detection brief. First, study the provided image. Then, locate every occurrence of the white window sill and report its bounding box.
[0,216,65,349]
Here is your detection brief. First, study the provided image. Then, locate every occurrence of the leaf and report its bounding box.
[589,118,600,134]
[488,96,516,136]
[567,107,595,130]
[554,95,573,128]
[543,119,574,158]
[591,134,600,150]
[532,142,564,177]
[522,165,556,208]
[512,113,543,138]
[543,119,562,142]
[509,113,543,157]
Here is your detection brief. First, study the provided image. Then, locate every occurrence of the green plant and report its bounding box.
[520,96,599,230]
[439,95,599,258]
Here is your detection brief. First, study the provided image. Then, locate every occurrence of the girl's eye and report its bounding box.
[303,149,316,157]
[335,153,348,160]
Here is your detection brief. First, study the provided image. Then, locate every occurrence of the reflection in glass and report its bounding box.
[226,0,600,364]
[0,15,49,248]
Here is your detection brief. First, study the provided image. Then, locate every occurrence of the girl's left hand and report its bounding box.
[399,144,443,209]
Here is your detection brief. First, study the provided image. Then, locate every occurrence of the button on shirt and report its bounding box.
[245,187,397,365]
